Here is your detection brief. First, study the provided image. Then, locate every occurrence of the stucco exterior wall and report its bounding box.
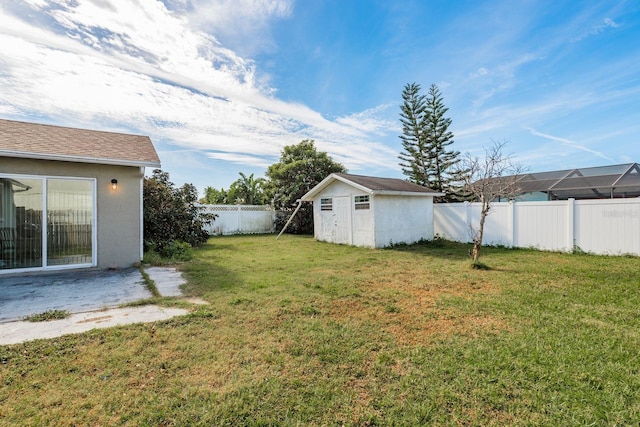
[373,195,434,247]
[1,157,143,269]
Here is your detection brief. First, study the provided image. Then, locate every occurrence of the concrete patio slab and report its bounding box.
[0,267,199,345]
[0,269,151,323]
[0,305,189,346]
[145,266,186,297]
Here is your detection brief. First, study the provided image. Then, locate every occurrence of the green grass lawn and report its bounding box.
[2,235,640,426]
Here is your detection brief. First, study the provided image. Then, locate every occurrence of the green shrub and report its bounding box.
[144,240,193,264]
[160,240,192,259]
[143,169,215,251]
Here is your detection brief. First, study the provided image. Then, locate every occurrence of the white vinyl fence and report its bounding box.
[201,205,276,235]
[434,198,640,256]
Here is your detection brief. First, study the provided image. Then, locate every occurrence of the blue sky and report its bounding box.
[1,0,639,194]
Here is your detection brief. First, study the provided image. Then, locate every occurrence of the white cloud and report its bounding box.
[468,53,539,108]
[335,104,399,135]
[526,128,615,162]
[0,0,398,177]
[186,0,293,55]
[21,0,48,7]
[188,0,293,28]
[469,67,489,79]
[572,17,621,42]
[206,151,274,168]
[604,18,620,28]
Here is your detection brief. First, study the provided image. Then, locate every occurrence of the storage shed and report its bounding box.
[301,173,443,248]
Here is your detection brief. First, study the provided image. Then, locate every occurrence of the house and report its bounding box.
[301,173,443,248]
[0,119,160,273]
[486,163,640,201]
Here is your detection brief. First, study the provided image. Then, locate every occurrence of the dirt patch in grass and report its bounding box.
[329,271,509,346]
[387,311,508,346]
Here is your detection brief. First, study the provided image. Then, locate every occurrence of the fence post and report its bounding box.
[509,201,516,247]
[465,201,471,243]
[567,198,575,252]
[237,205,242,234]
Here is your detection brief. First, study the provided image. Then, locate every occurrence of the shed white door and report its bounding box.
[334,196,351,244]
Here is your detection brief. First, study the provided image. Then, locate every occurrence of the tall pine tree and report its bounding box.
[398,82,465,201]
[423,84,462,200]
[398,83,430,187]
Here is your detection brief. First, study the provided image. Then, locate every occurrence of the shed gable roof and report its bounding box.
[0,119,161,167]
[302,173,444,200]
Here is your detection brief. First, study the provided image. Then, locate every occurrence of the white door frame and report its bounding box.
[333,196,351,245]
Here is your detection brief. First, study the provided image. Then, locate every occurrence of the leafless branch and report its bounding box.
[455,140,526,262]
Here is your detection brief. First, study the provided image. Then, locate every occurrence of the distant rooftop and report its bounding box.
[509,163,640,200]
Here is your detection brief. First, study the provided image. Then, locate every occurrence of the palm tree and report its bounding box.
[231,173,267,205]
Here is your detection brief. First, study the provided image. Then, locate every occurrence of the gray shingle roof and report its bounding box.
[334,173,439,193]
[302,173,443,201]
[0,119,160,167]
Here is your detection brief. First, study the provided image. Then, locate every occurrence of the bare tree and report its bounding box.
[457,141,525,262]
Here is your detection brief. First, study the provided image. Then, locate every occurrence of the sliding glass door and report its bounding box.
[0,174,95,271]
[46,179,94,267]
[0,177,43,269]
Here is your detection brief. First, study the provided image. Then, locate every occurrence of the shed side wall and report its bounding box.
[373,195,434,247]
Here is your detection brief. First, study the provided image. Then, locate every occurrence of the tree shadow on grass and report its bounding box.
[383,239,473,261]
[383,239,527,273]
